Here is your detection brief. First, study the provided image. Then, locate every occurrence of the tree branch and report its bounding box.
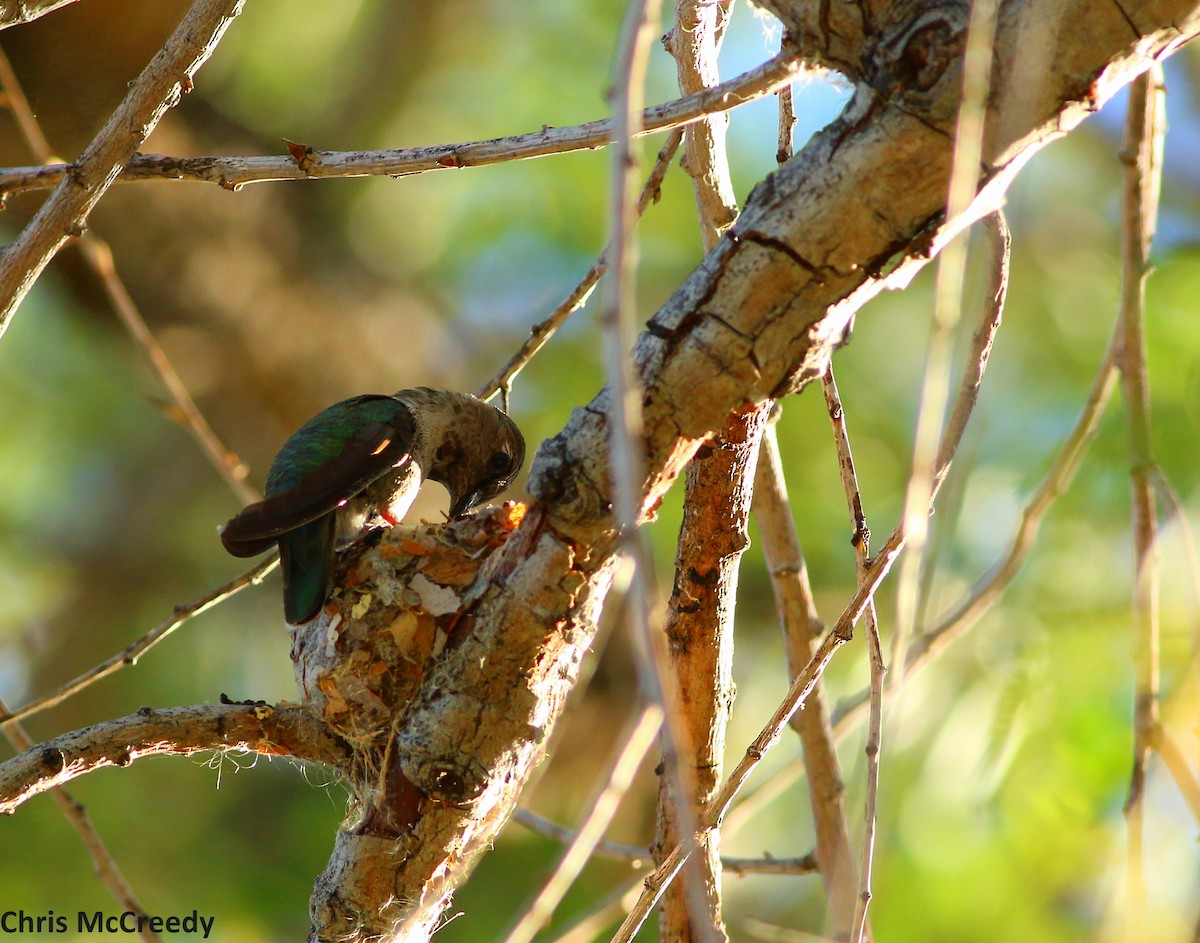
[1117,63,1165,915]
[0,0,80,31]
[753,421,859,936]
[0,52,802,198]
[0,703,349,814]
[655,403,767,943]
[0,0,245,337]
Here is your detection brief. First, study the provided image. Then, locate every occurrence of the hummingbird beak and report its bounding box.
[449,490,481,518]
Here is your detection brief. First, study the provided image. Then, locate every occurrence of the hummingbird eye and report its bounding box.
[487,450,513,477]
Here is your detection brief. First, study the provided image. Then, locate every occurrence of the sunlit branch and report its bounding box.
[0,0,80,30]
[0,702,348,814]
[0,52,802,198]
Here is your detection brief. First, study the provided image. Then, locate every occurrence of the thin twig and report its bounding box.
[0,46,257,505]
[503,704,663,943]
[0,0,246,336]
[834,212,1020,728]
[0,52,803,198]
[1117,64,1165,916]
[933,211,1011,490]
[753,422,858,935]
[0,696,162,943]
[667,0,738,251]
[753,47,861,936]
[1150,470,1200,662]
[0,702,348,812]
[0,555,278,728]
[77,239,259,503]
[476,128,683,403]
[776,81,796,166]
[891,0,1001,687]
[513,807,820,876]
[0,44,54,158]
[821,367,879,943]
[514,809,653,865]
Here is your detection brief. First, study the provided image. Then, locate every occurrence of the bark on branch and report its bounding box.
[0,703,349,814]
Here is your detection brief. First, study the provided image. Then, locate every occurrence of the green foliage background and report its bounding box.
[0,2,1197,940]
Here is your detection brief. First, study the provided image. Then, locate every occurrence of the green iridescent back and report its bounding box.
[265,395,408,495]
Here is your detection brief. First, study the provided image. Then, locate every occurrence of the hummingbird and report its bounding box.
[220,388,525,624]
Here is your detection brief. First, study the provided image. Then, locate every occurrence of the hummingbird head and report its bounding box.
[401,389,526,517]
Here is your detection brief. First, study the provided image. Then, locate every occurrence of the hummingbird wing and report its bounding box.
[221,396,416,557]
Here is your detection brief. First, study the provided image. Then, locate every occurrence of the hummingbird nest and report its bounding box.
[289,502,526,755]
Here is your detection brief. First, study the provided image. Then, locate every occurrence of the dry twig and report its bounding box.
[835,212,1014,728]
[821,367,879,943]
[0,0,246,334]
[667,0,738,251]
[0,702,348,813]
[0,52,803,198]
[514,807,819,876]
[753,423,858,935]
[1117,64,1165,914]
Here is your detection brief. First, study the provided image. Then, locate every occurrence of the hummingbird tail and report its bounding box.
[279,517,336,624]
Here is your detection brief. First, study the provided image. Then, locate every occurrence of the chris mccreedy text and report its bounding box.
[1,910,215,938]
